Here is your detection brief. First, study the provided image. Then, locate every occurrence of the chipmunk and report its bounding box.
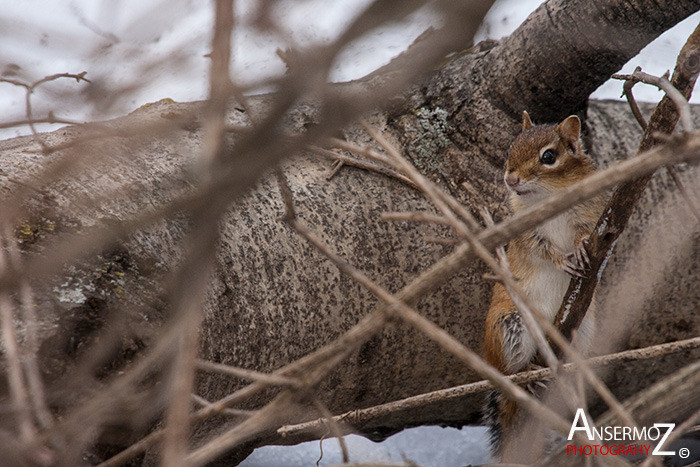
[482,111,606,457]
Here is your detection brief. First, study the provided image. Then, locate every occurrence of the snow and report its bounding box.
[239,426,491,467]
[0,1,697,464]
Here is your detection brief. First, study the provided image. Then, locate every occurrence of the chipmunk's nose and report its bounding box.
[505,173,521,188]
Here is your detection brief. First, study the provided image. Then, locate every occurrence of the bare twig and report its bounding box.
[380,211,450,226]
[619,69,700,224]
[424,236,457,245]
[612,69,694,133]
[0,239,34,443]
[0,116,81,130]
[191,394,253,418]
[329,135,482,232]
[313,398,349,464]
[196,360,302,388]
[278,337,699,440]
[620,66,649,131]
[186,390,301,466]
[309,146,418,189]
[161,2,235,465]
[0,72,90,151]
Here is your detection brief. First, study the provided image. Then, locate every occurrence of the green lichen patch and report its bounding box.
[14,216,56,249]
[397,105,453,175]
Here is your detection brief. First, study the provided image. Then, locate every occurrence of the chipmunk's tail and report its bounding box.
[482,390,520,458]
[482,389,502,457]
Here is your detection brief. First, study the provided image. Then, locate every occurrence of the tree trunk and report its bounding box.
[0,0,698,463]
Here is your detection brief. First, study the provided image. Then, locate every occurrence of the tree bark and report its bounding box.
[0,0,698,463]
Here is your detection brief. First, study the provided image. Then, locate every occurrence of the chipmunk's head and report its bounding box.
[504,111,595,202]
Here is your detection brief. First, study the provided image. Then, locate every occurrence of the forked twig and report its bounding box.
[310,145,418,189]
[615,66,700,223]
[0,72,90,151]
[612,69,693,133]
[313,398,349,464]
[620,68,649,131]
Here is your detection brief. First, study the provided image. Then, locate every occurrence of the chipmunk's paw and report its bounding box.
[562,237,590,278]
[525,362,545,372]
[524,363,550,391]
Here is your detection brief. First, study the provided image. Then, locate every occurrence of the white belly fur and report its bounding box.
[514,252,596,367]
[505,216,577,372]
[524,257,571,321]
[538,212,576,253]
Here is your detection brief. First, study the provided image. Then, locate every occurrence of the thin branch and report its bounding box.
[622,66,700,225]
[186,391,301,466]
[424,236,458,245]
[186,333,362,465]
[380,211,451,226]
[195,360,302,388]
[327,137,395,166]
[313,398,349,464]
[278,337,699,441]
[28,71,91,89]
[330,135,483,232]
[161,3,235,464]
[620,66,648,131]
[612,69,694,133]
[191,394,253,418]
[0,116,82,130]
[309,145,418,189]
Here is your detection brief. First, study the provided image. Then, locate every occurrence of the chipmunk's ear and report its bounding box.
[556,115,581,147]
[557,115,581,143]
[522,111,533,130]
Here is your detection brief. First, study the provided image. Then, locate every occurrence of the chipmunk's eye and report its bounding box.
[540,149,557,165]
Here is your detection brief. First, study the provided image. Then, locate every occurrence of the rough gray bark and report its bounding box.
[0,0,698,463]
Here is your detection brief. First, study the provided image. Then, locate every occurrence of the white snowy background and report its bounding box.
[0,1,697,465]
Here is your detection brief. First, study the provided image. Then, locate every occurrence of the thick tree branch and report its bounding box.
[483,0,700,124]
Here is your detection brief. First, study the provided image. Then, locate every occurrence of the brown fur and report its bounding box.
[483,112,606,459]
[505,121,595,194]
